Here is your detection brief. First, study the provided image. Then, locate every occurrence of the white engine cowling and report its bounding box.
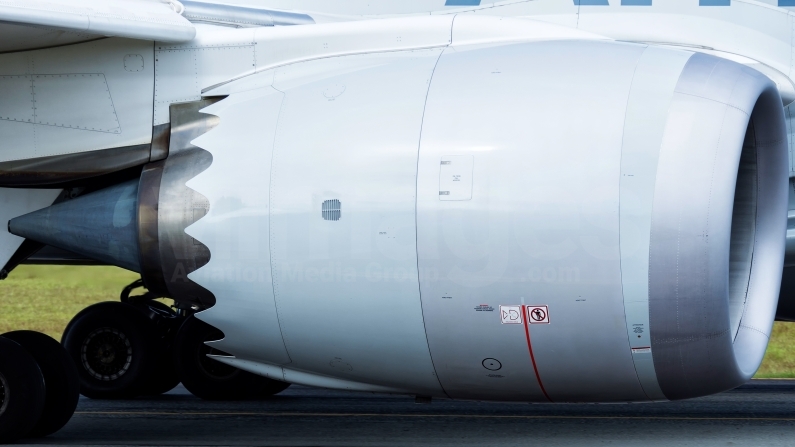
[412,45,788,402]
[184,39,788,401]
[9,37,787,402]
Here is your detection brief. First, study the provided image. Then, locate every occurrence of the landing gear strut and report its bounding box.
[62,279,290,401]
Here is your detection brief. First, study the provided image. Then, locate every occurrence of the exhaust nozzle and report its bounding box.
[8,179,141,272]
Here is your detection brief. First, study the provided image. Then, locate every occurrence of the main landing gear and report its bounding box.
[0,331,80,443]
[0,279,290,443]
[62,301,180,399]
[61,280,289,402]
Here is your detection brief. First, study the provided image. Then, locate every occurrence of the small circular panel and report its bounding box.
[482,358,502,371]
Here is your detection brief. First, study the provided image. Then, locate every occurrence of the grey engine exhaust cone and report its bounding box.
[8,179,141,272]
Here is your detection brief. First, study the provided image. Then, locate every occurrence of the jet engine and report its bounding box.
[8,39,788,402]
[9,100,218,308]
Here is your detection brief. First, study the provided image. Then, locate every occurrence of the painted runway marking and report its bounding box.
[73,411,795,421]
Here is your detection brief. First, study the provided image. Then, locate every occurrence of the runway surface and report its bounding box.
[16,380,795,446]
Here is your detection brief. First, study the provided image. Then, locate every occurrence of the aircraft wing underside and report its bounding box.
[0,0,195,53]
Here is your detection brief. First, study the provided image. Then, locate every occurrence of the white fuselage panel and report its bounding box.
[0,39,154,162]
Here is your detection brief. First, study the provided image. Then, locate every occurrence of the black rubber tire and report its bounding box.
[1,331,79,438]
[174,316,290,400]
[133,302,181,396]
[62,302,159,399]
[0,337,45,443]
[142,348,180,396]
[139,336,180,396]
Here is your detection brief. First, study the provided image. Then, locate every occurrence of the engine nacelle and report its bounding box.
[9,39,788,402]
[411,46,787,402]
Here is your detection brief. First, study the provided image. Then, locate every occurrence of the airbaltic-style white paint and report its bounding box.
[202,15,605,96]
[0,38,154,163]
[154,25,258,125]
[217,0,795,105]
[181,12,786,401]
[0,2,792,403]
[618,46,693,401]
[210,356,408,392]
[191,48,447,396]
[186,87,292,367]
[201,15,455,97]
[186,32,782,401]
[416,40,651,402]
[0,0,194,47]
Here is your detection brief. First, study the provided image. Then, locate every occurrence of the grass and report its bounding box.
[752,322,795,378]
[0,265,138,340]
[1,265,794,378]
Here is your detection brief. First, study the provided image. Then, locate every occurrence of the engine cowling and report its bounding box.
[9,39,788,402]
[413,46,787,402]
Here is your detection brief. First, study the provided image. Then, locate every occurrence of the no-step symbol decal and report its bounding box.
[527,305,550,324]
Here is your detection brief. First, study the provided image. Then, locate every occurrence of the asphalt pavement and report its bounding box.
[15,380,795,446]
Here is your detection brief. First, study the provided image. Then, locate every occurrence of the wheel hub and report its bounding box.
[81,328,133,381]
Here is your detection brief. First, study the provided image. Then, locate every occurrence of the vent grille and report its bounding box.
[322,199,341,221]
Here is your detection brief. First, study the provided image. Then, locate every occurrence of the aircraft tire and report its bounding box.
[0,331,79,438]
[0,337,45,443]
[132,302,181,396]
[62,302,159,399]
[141,350,181,396]
[174,315,290,400]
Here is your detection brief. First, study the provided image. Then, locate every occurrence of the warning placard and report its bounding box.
[500,305,523,324]
[527,305,550,324]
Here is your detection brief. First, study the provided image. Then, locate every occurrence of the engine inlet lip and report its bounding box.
[647,52,789,400]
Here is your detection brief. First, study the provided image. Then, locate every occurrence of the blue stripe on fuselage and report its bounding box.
[445,0,481,5]
[571,0,740,5]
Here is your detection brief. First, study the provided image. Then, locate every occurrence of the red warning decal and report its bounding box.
[527,305,550,324]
